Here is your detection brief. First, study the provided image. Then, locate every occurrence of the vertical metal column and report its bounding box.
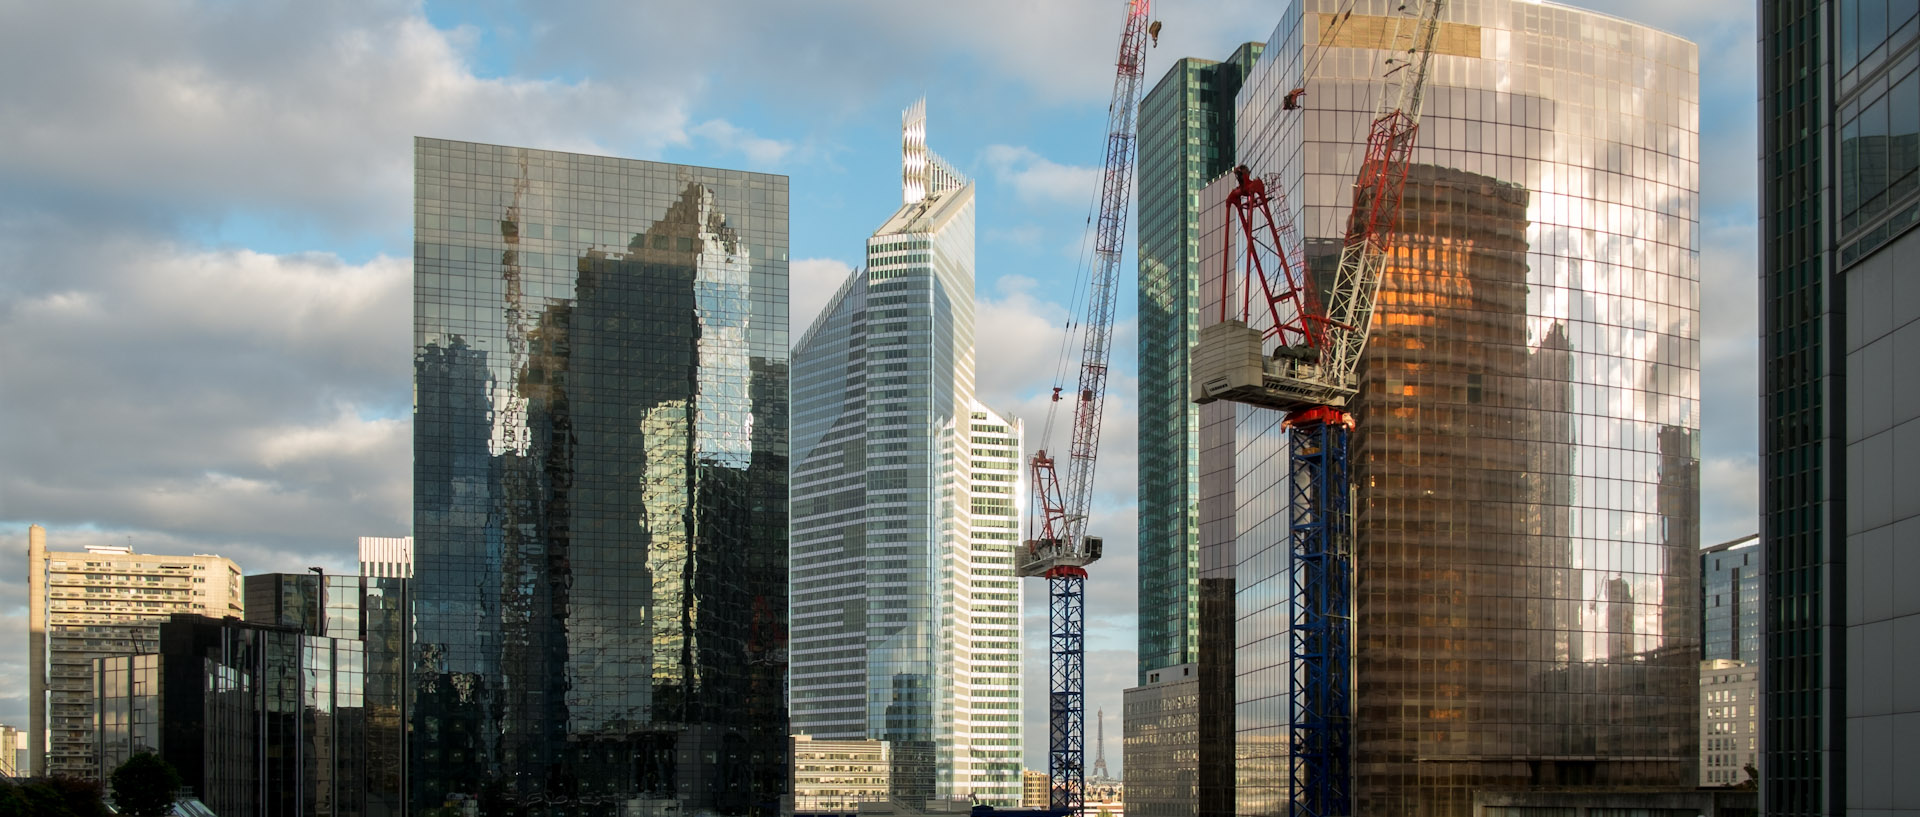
[1048,567,1088,814]
[1287,418,1353,817]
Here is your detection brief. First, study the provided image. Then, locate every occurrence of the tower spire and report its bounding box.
[1092,707,1110,781]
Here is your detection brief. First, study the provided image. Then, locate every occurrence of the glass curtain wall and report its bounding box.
[1226,2,1702,814]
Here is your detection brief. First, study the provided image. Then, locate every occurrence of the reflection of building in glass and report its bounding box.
[246,570,409,816]
[789,102,1023,807]
[93,612,366,817]
[1701,534,1761,662]
[1121,663,1199,814]
[1127,44,1261,817]
[1221,3,1701,814]
[411,138,789,814]
[1765,5,1920,816]
[25,525,244,781]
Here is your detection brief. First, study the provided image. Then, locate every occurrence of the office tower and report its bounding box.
[790,101,1024,806]
[1761,1,1920,815]
[1700,659,1759,788]
[357,536,413,579]
[1022,769,1051,809]
[93,612,367,817]
[1702,534,1761,662]
[1220,3,1700,814]
[25,524,243,780]
[245,569,410,816]
[0,724,18,778]
[411,138,790,814]
[789,736,893,814]
[1125,43,1261,817]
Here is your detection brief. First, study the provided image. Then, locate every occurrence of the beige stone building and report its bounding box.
[791,735,893,814]
[0,723,20,778]
[26,524,242,779]
[1700,658,1759,787]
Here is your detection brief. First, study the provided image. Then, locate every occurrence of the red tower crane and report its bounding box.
[1191,2,1447,815]
[1018,1,1154,813]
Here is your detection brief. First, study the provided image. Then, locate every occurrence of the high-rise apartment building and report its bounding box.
[1700,658,1759,788]
[1219,3,1700,814]
[25,524,243,780]
[357,535,413,579]
[0,723,19,778]
[1761,2,1920,816]
[1126,44,1261,817]
[789,101,1023,806]
[1702,534,1762,662]
[411,138,790,814]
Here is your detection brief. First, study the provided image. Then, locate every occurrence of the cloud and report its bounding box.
[789,258,859,339]
[0,0,698,243]
[690,119,799,168]
[0,219,413,559]
[981,145,1103,207]
[1697,218,1760,542]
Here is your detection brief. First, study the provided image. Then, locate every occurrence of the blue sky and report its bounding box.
[0,0,1757,778]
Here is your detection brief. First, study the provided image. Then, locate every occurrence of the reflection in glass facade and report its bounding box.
[1129,46,1260,817]
[1700,535,1761,663]
[411,139,790,815]
[790,103,1023,806]
[246,573,409,816]
[1225,3,1701,814]
[94,613,368,817]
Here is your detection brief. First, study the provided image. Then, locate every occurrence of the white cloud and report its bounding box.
[0,222,413,556]
[789,258,859,340]
[0,1,697,241]
[981,145,1103,207]
[690,119,799,168]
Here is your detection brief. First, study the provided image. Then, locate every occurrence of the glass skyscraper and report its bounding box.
[1127,43,1261,817]
[789,101,1024,806]
[1761,2,1920,814]
[411,138,790,815]
[1701,534,1761,663]
[1222,3,1701,814]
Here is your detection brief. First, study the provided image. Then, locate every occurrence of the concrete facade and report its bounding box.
[26,525,242,780]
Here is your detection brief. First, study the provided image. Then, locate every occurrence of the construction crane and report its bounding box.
[1190,2,1447,816]
[1018,1,1154,814]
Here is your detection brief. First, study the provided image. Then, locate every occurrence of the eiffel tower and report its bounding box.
[1092,708,1110,781]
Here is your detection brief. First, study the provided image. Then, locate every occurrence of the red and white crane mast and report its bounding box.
[1019,1,1154,813]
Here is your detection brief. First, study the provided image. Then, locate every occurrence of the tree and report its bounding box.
[109,753,182,817]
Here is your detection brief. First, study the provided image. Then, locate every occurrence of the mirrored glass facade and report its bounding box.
[1224,3,1701,814]
[411,138,790,815]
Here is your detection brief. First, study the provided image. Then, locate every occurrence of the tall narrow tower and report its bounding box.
[1092,709,1109,781]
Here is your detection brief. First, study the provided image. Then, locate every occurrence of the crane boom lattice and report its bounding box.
[1019,1,1153,814]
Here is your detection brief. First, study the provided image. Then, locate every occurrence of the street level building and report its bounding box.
[93,612,369,817]
[0,723,19,778]
[411,138,790,814]
[1125,42,1262,817]
[789,101,1023,806]
[1760,1,1920,815]
[26,524,242,780]
[1221,2,1701,814]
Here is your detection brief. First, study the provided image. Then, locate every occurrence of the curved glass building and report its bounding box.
[1217,2,1702,814]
